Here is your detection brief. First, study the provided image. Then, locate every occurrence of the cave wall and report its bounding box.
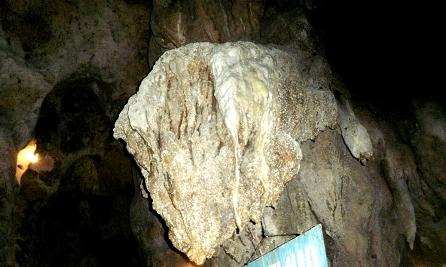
[0,0,150,266]
[0,0,445,266]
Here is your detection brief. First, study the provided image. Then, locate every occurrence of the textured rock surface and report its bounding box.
[0,0,150,265]
[149,0,264,66]
[337,94,373,163]
[1,0,149,147]
[407,100,446,264]
[1,1,445,266]
[0,130,16,266]
[114,41,337,264]
[0,50,51,148]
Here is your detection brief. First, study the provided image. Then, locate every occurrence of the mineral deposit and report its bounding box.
[114,42,337,264]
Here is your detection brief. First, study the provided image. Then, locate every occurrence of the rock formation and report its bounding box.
[114,41,337,264]
[1,1,445,266]
[0,0,150,265]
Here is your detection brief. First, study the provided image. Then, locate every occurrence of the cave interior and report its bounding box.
[0,0,443,267]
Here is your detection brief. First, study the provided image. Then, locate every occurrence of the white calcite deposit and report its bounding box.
[114,42,337,264]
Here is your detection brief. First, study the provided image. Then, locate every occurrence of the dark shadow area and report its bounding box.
[311,0,434,106]
[16,74,143,267]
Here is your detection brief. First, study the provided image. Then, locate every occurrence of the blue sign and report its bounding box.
[247,224,329,267]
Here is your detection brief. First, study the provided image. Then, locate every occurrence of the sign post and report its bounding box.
[247,224,329,267]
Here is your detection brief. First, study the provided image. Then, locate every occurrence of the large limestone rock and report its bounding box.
[114,41,337,264]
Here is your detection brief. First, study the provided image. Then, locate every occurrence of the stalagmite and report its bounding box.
[114,42,337,264]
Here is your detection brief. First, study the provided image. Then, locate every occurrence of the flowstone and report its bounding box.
[114,42,337,264]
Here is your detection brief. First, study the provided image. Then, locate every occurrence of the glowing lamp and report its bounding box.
[16,139,39,184]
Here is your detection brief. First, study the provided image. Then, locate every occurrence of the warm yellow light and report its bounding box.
[25,150,39,163]
[16,139,39,184]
